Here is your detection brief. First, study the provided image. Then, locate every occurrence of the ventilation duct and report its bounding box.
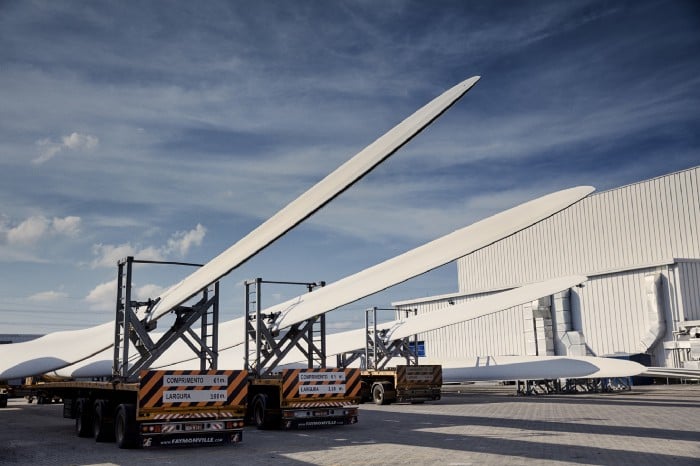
[639,273,666,353]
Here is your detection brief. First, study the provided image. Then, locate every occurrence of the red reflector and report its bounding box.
[142,424,161,433]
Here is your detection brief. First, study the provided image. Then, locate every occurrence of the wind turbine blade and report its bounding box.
[0,323,113,380]
[148,76,481,321]
[437,355,646,381]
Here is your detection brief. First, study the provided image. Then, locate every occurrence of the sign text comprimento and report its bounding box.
[297,372,346,382]
[163,374,228,386]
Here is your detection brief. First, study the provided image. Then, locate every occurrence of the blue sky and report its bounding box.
[0,0,698,334]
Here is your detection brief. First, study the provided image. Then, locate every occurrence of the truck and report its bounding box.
[337,307,443,406]
[360,365,442,405]
[33,369,248,449]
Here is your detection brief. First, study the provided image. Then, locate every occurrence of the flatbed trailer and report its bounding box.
[30,367,360,447]
[242,279,362,430]
[33,370,248,449]
[247,368,361,429]
[361,365,442,405]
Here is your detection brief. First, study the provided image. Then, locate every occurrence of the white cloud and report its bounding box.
[63,132,98,150]
[34,139,63,165]
[6,216,49,244]
[85,280,117,311]
[33,131,99,164]
[90,243,163,269]
[136,283,167,301]
[85,279,166,311]
[91,224,207,268]
[165,223,207,256]
[28,290,69,301]
[3,215,82,246]
[52,216,81,236]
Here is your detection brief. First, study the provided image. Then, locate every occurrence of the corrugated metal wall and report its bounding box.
[402,264,677,363]
[572,267,670,361]
[457,166,700,292]
[398,292,531,360]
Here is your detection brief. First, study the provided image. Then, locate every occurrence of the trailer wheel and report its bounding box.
[252,394,279,429]
[372,383,390,405]
[75,398,94,438]
[115,404,139,449]
[93,400,115,442]
[252,394,269,428]
[359,380,372,403]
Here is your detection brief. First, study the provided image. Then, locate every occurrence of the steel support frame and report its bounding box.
[244,278,326,377]
[113,256,219,381]
[515,377,632,395]
[337,307,419,370]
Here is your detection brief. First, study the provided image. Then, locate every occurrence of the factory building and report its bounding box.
[395,166,700,370]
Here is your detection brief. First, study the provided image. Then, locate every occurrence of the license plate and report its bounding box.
[183,423,204,431]
[313,410,329,417]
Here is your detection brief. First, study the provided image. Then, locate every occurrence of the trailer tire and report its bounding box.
[93,400,115,442]
[75,398,94,438]
[372,383,390,405]
[115,404,139,449]
[252,394,279,430]
[360,380,375,403]
[252,394,268,428]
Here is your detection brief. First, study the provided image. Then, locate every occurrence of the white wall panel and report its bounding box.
[458,166,700,292]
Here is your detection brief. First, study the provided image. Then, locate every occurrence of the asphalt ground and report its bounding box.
[1,383,698,465]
